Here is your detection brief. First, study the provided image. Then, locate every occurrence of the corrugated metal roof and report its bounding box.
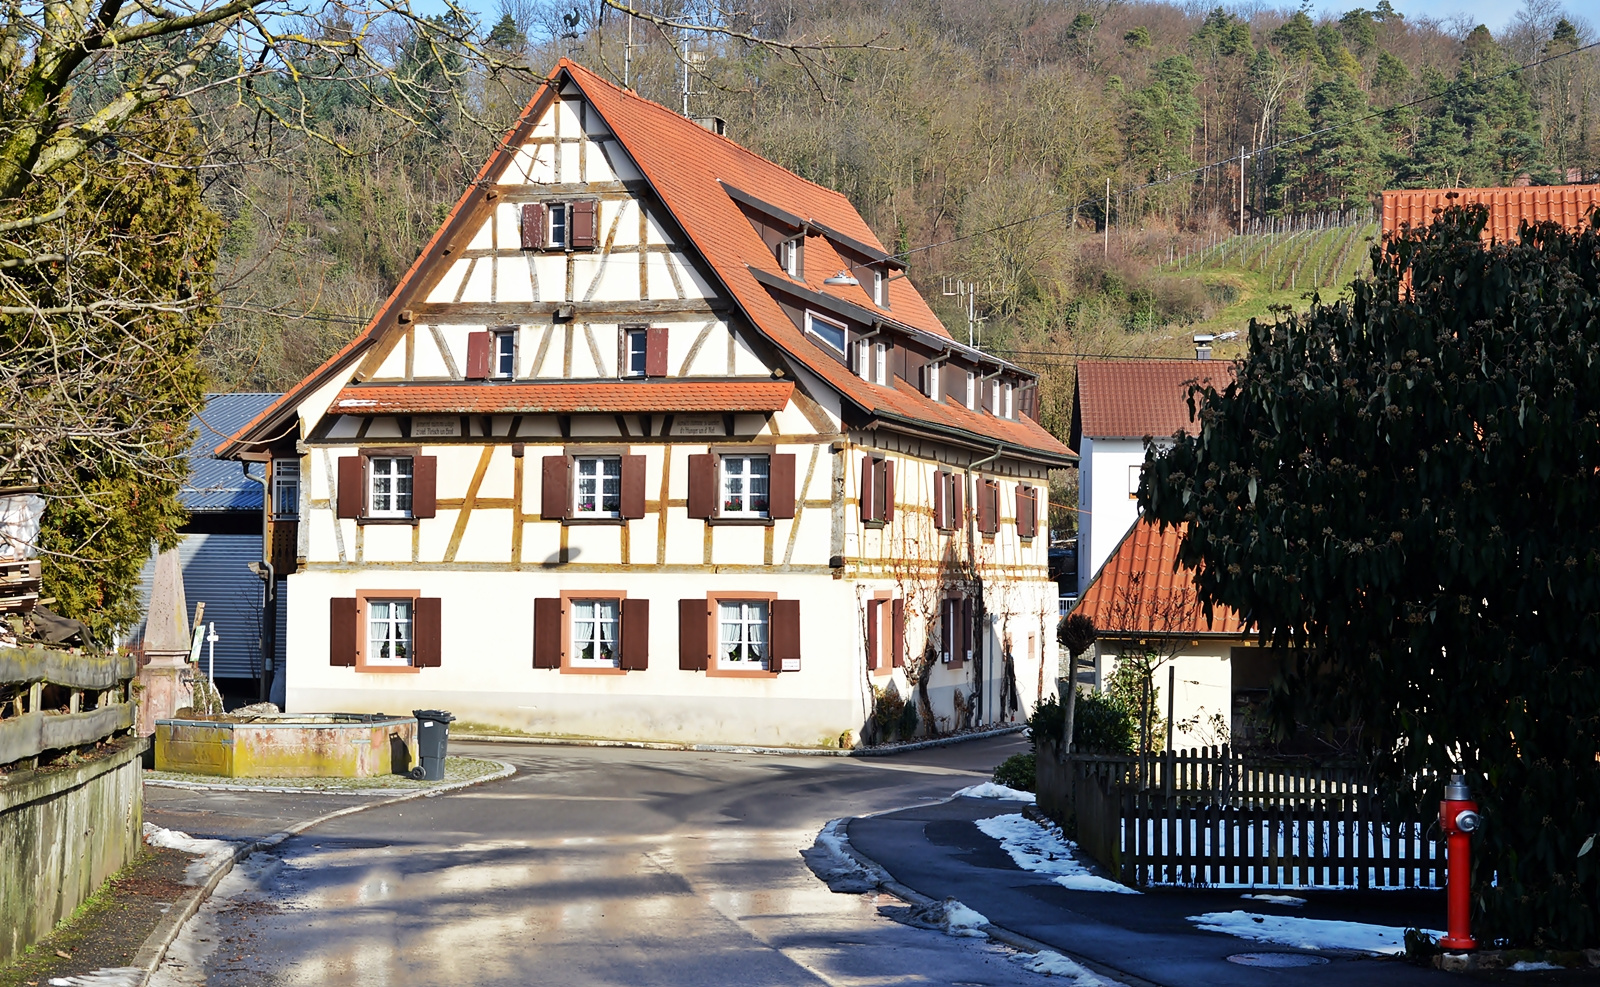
[1382,186,1600,243]
[330,381,795,415]
[1071,360,1235,447]
[183,394,280,512]
[1073,520,1246,638]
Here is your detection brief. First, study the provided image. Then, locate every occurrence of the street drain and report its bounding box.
[1227,953,1331,968]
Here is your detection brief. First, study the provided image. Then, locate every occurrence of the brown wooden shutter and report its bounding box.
[687,454,716,519]
[330,597,358,666]
[768,453,796,519]
[414,597,442,667]
[620,598,649,670]
[988,481,1001,534]
[678,598,708,670]
[883,460,895,523]
[520,203,546,250]
[860,456,878,523]
[891,598,905,667]
[941,601,952,663]
[570,200,598,250]
[541,455,570,520]
[533,597,562,668]
[772,599,801,672]
[864,599,880,671]
[413,456,437,518]
[933,471,947,530]
[953,480,965,528]
[976,478,994,533]
[961,598,974,661]
[337,456,364,519]
[620,455,647,519]
[466,331,491,379]
[645,327,669,377]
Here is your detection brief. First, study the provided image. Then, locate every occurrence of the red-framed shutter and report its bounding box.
[620,455,647,519]
[933,471,947,530]
[412,456,437,518]
[864,599,880,671]
[645,327,669,377]
[772,600,801,672]
[891,599,905,667]
[678,598,709,670]
[882,460,895,523]
[414,597,442,667]
[570,200,599,249]
[533,597,561,668]
[337,456,364,519]
[620,598,649,670]
[330,598,358,666]
[520,203,546,250]
[541,456,570,520]
[466,331,491,380]
[860,456,878,523]
[768,453,796,519]
[687,454,716,519]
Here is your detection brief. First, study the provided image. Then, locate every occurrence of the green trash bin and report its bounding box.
[411,709,455,780]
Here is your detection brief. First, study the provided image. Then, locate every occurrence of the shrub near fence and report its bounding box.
[1038,740,1444,891]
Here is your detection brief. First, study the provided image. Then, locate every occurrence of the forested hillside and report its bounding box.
[204,0,1600,439]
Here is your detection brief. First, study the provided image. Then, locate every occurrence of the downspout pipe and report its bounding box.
[966,444,1003,726]
[243,464,275,704]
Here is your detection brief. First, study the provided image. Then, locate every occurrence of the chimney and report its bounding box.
[1193,333,1215,360]
[694,116,726,136]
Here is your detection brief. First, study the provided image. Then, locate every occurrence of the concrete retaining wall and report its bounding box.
[0,735,146,966]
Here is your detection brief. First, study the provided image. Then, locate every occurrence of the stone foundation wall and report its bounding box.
[0,736,146,966]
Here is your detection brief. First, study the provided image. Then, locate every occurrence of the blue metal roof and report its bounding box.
[182,394,282,512]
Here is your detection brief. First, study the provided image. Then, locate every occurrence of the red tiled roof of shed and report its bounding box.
[1070,359,1234,448]
[1382,186,1600,244]
[1074,520,1246,638]
[330,381,794,415]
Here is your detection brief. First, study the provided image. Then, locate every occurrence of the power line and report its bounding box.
[893,37,1600,262]
[223,304,369,326]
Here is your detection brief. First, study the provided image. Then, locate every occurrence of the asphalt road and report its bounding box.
[148,735,1086,987]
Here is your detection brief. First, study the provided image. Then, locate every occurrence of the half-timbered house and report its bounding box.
[217,60,1075,747]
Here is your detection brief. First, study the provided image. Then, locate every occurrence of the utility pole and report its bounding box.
[1103,177,1111,258]
[1238,145,1246,237]
[623,0,634,88]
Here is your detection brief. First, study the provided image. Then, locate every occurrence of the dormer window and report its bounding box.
[1002,381,1015,419]
[873,270,889,307]
[805,311,846,354]
[778,237,802,278]
[922,361,941,400]
[965,370,977,411]
[855,337,889,385]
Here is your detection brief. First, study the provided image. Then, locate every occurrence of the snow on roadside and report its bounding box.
[48,969,144,987]
[941,899,991,937]
[1187,910,1442,955]
[801,818,887,894]
[1240,893,1306,906]
[975,814,1138,894]
[144,822,237,885]
[1020,950,1113,985]
[954,782,1036,802]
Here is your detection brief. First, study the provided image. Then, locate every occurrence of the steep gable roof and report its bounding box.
[1073,520,1246,638]
[1070,359,1234,448]
[1382,186,1600,244]
[220,61,1072,465]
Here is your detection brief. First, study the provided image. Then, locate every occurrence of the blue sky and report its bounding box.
[1321,0,1578,32]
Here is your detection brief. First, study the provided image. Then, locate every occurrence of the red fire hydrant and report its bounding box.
[1439,772,1481,952]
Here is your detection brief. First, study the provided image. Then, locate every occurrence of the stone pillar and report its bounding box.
[136,547,193,734]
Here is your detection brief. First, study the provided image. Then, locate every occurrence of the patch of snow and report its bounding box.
[954,782,1037,802]
[1510,961,1562,971]
[941,899,991,937]
[976,814,1138,894]
[1188,910,1444,956]
[1020,950,1113,984]
[1240,893,1307,906]
[802,818,886,894]
[144,822,237,885]
[49,969,144,987]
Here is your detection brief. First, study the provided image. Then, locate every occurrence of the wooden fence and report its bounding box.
[1,644,137,768]
[1040,741,1444,891]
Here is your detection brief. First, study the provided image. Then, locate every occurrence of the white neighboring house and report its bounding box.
[216,60,1075,748]
[1070,359,1234,595]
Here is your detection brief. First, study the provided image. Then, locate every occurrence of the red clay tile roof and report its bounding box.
[1382,186,1600,244]
[1074,521,1246,638]
[1071,360,1235,447]
[330,381,793,415]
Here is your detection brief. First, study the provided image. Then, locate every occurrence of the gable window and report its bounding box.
[367,599,413,666]
[519,201,598,251]
[369,457,414,518]
[777,237,802,278]
[571,599,620,667]
[805,311,846,354]
[721,454,770,517]
[492,330,516,379]
[624,328,649,377]
[574,456,622,517]
[272,460,301,519]
[719,600,768,669]
[549,202,569,249]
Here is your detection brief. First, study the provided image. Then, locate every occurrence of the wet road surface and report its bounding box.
[149,736,1089,987]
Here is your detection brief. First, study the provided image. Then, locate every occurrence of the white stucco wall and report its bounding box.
[1077,437,1151,592]
[1095,642,1235,751]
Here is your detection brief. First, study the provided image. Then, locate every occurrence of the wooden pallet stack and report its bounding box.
[0,558,42,615]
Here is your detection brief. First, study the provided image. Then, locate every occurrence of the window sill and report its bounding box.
[706,665,779,678]
[564,517,627,526]
[561,664,628,675]
[354,664,421,674]
[357,517,418,526]
[862,520,885,530]
[707,517,773,527]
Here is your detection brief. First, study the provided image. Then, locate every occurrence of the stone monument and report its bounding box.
[136,547,194,734]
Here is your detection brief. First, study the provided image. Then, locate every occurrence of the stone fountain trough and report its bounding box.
[154,713,418,778]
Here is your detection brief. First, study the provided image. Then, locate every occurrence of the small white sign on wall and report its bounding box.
[673,414,722,436]
[413,415,461,438]
[781,657,801,672]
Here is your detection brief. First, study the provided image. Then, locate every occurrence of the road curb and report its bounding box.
[826,810,1158,987]
[131,758,516,984]
[450,723,1025,757]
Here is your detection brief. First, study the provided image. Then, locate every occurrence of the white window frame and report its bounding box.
[718,599,769,669]
[965,371,977,411]
[272,460,300,519]
[1129,464,1142,500]
[1003,382,1015,419]
[720,454,771,518]
[623,328,648,378]
[574,455,623,517]
[549,202,569,249]
[570,598,620,668]
[366,599,413,667]
[925,361,941,400]
[804,311,847,354]
[778,237,801,277]
[492,330,516,379]
[873,270,887,307]
[874,341,888,385]
[368,456,413,518]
